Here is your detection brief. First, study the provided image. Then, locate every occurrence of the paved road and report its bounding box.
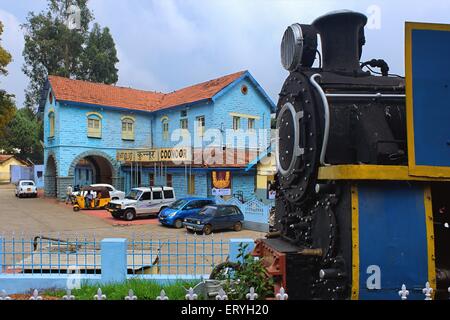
[0,184,265,241]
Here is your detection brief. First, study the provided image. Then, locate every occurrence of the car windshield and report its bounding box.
[125,189,142,200]
[21,182,34,186]
[169,199,189,210]
[199,207,217,216]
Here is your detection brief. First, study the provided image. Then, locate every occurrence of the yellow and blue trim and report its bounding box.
[353,181,433,300]
[351,184,359,300]
[423,186,436,299]
[406,22,450,178]
[318,165,450,182]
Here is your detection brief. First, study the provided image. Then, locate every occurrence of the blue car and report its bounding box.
[183,205,244,235]
[158,198,215,228]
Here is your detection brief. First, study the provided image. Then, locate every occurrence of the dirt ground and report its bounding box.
[0,184,264,240]
[0,184,265,273]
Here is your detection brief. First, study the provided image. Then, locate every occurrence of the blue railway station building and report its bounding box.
[39,71,276,201]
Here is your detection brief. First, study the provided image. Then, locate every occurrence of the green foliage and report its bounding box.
[0,91,15,140]
[44,279,199,300]
[80,23,118,84]
[0,21,12,76]
[0,20,16,139]
[2,108,43,163]
[222,243,274,300]
[22,0,119,109]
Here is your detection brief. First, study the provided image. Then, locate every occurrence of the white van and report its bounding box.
[108,187,176,221]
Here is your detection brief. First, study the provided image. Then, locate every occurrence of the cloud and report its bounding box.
[89,0,341,100]
[2,0,450,108]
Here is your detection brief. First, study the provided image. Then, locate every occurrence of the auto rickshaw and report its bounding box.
[72,186,111,212]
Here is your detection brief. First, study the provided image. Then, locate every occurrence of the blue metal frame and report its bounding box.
[357,182,430,299]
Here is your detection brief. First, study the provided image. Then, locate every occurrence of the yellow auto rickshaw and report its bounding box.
[72,186,111,212]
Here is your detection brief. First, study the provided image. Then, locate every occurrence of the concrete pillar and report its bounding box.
[44,174,56,197]
[229,238,255,263]
[101,238,127,284]
[57,176,74,200]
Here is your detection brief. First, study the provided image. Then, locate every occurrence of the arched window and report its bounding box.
[122,117,135,140]
[162,117,169,140]
[87,112,102,138]
[48,111,55,138]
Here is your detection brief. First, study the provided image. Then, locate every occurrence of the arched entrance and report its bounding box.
[44,154,58,197]
[68,151,120,188]
[73,156,113,186]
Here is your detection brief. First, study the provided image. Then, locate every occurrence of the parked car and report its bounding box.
[158,198,215,229]
[15,180,38,198]
[72,183,125,200]
[108,187,176,221]
[183,205,244,235]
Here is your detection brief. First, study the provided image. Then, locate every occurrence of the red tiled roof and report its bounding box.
[0,155,14,163]
[0,154,28,165]
[48,71,246,112]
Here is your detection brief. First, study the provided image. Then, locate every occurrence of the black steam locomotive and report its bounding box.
[253,10,450,300]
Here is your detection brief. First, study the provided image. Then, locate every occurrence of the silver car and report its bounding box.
[15,180,38,198]
[108,187,176,221]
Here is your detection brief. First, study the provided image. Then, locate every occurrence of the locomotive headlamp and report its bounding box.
[280,23,318,71]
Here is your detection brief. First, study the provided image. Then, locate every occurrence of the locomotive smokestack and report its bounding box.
[313,10,367,74]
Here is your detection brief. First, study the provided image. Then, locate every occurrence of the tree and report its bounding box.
[80,23,118,84]
[0,21,16,140]
[22,0,119,109]
[2,108,43,163]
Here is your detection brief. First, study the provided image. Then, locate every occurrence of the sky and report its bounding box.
[0,0,449,108]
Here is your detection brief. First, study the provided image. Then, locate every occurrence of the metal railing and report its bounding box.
[128,235,227,276]
[0,234,228,277]
[1,235,100,275]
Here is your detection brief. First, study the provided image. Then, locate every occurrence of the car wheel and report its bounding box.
[18,194,22,198]
[111,213,120,219]
[233,222,243,232]
[203,224,213,235]
[124,209,136,221]
[174,219,183,229]
[73,206,80,212]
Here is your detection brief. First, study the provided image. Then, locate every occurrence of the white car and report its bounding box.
[90,184,125,200]
[108,187,176,221]
[73,184,125,200]
[15,180,38,198]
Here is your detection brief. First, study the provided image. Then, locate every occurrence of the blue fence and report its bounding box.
[0,235,254,294]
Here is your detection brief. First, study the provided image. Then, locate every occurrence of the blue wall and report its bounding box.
[43,72,273,201]
[212,78,272,149]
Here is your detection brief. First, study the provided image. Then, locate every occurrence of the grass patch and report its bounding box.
[44,279,200,300]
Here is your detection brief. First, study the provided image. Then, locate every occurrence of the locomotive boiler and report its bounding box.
[253,10,450,300]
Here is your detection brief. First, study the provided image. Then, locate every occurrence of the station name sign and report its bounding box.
[116,148,190,163]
